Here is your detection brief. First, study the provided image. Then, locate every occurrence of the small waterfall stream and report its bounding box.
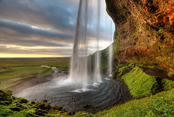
[108,21,113,76]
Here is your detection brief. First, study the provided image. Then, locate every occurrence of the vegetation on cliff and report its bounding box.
[106,0,174,73]
[120,66,158,98]
[114,64,174,98]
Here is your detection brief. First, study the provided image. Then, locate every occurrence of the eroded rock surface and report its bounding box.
[106,0,174,72]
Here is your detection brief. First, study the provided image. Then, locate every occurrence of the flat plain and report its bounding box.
[0,58,70,89]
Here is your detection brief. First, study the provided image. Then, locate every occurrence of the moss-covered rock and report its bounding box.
[161,79,174,90]
[120,66,159,98]
[0,90,12,105]
[106,0,174,72]
[18,97,28,103]
[84,104,91,108]
[0,89,68,117]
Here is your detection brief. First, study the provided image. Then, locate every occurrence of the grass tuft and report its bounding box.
[162,79,174,90]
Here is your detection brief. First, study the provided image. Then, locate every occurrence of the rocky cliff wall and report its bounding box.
[106,0,174,72]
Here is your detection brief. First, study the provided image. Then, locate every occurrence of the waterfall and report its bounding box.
[69,0,89,87]
[93,0,102,83]
[108,21,113,76]
[69,0,104,90]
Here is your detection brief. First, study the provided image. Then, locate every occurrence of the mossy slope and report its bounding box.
[0,90,69,117]
[121,66,159,98]
[114,64,174,99]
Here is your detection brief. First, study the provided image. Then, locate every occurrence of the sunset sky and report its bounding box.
[0,0,114,58]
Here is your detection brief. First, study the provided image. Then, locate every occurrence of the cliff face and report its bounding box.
[106,0,174,72]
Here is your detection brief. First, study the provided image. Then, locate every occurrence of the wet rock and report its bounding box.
[38,102,51,110]
[16,103,22,108]
[84,104,91,108]
[35,109,45,116]
[52,105,63,110]
[0,91,5,100]
[12,96,16,100]
[19,98,28,103]
[30,100,35,104]
[69,111,75,115]
[43,100,47,103]
[0,90,12,105]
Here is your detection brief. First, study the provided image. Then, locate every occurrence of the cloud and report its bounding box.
[0,0,78,34]
[0,19,73,40]
[0,44,72,55]
[0,0,114,57]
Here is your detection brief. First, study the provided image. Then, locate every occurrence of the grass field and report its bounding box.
[0,58,70,89]
[0,88,173,117]
[0,58,70,70]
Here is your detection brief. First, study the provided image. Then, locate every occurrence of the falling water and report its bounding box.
[69,0,89,89]
[108,21,113,76]
[69,0,102,89]
[93,0,102,83]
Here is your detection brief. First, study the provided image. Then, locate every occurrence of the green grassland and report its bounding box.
[0,58,70,70]
[120,66,159,98]
[116,64,174,98]
[0,58,70,89]
[0,88,173,117]
[1,53,174,117]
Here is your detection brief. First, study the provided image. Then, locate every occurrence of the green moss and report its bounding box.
[168,72,174,77]
[94,89,174,117]
[41,68,54,76]
[18,98,28,103]
[74,112,93,117]
[112,70,117,79]
[0,90,12,104]
[117,64,134,78]
[121,66,159,98]
[43,89,174,117]
[161,79,174,90]
[114,29,120,54]
[130,29,139,38]
[156,56,174,67]
[0,89,68,117]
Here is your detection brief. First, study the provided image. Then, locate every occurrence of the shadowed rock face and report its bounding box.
[106,0,174,72]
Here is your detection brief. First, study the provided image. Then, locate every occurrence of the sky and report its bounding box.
[0,0,114,58]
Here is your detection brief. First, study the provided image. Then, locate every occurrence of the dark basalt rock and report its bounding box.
[30,100,35,104]
[35,109,46,116]
[10,107,21,111]
[0,90,12,105]
[0,91,5,100]
[19,98,28,103]
[52,105,63,110]
[84,104,91,108]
